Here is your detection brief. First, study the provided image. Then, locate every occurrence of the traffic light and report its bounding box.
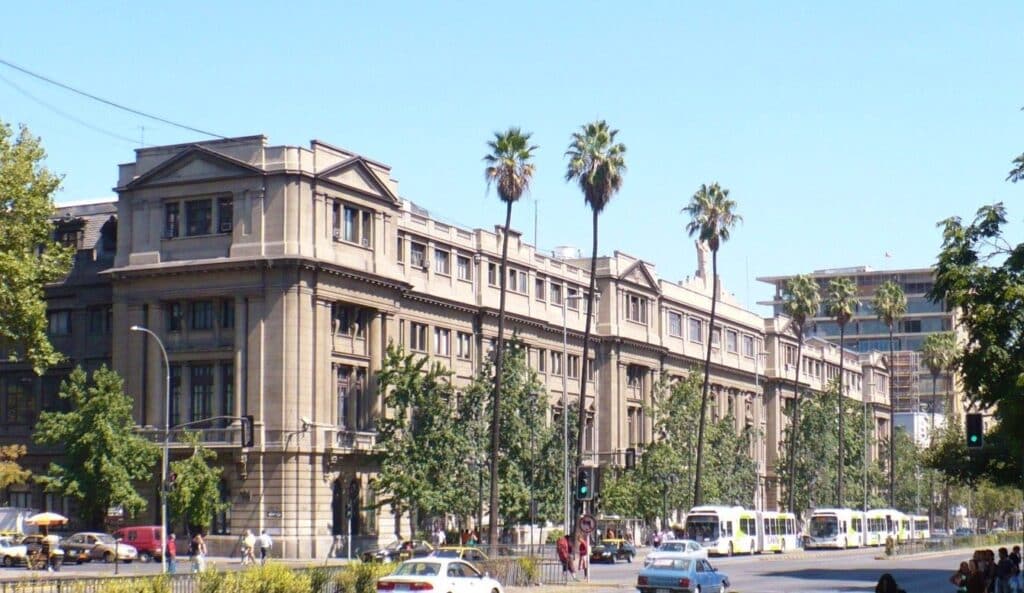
[576,467,594,501]
[966,413,984,449]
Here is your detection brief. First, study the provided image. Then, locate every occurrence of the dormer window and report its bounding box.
[625,293,648,325]
[332,201,373,247]
[185,199,212,236]
[164,195,232,239]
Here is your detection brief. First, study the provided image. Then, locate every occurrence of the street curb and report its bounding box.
[881,546,987,562]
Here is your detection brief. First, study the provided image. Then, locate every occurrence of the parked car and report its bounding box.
[429,546,489,563]
[644,539,708,565]
[0,536,28,567]
[361,540,434,563]
[20,534,65,570]
[590,538,636,564]
[637,556,730,593]
[375,557,503,593]
[990,527,1008,534]
[954,527,976,537]
[113,526,163,563]
[63,532,137,563]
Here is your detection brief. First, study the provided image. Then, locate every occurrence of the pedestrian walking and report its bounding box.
[556,534,576,581]
[242,530,257,566]
[996,548,1014,593]
[258,530,273,565]
[952,561,972,593]
[166,534,177,574]
[577,535,589,578]
[190,532,207,573]
[967,560,990,593]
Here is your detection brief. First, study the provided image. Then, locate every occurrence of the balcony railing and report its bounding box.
[136,423,243,447]
[330,428,378,451]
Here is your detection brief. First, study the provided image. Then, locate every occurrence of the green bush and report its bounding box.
[545,529,564,544]
[517,556,539,584]
[216,562,313,593]
[86,575,172,593]
[334,560,396,593]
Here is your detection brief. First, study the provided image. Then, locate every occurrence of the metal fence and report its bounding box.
[893,531,1024,557]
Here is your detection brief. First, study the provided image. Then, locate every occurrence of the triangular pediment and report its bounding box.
[123,146,262,189]
[620,260,660,294]
[317,158,400,205]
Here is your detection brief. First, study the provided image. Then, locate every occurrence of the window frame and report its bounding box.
[456,255,472,281]
[726,329,738,353]
[434,327,451,356]
[667,311,683,337]
[688,317,703,343]
[434,248,451,276]
[456,332,472,360]
[185,198,213,237]
[409,322,428,352]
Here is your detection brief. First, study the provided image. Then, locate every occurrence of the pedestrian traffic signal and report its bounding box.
[966,413,984,449]
[576,467,594,501]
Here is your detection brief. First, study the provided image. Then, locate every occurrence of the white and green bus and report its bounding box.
[805,508,862,549]
[758,511,798,553]
[683,505,759,556]
[869,509,909,543]
[864,509,890,546]
[910,515,930,541]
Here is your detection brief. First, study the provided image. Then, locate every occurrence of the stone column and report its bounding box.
[369,311,385,419]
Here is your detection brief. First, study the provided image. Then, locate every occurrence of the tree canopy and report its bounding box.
[0,444,31,504]
[0,121,73,374]
[168,432,230,533]
[33,366,158,528]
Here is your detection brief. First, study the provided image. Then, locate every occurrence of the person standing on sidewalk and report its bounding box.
[556,534,576,581]
[166,534,177,574]
[258,530,273,565]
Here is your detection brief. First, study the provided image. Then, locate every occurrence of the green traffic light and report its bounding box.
[970,435,979,442]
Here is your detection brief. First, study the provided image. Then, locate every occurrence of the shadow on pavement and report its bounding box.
[759,567,951,592]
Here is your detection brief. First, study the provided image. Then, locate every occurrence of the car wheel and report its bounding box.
[138,552,152,563]
[104,551,115,563]
[2,556,12,567]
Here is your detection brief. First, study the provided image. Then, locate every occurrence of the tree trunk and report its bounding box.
[837,324,845,507]
[888,327,896,508]
[693,248,719,507]
[787,335,804,514]
[573,208,600,537]
[488,200,514,545]
[929,372,938,529]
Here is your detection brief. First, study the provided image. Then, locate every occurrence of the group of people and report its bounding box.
[241,529,274,566]
[949,546,1022,593]
[556,534,591,581]
[164,532,207,574]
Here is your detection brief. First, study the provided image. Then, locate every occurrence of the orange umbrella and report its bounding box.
[25,512,69,527]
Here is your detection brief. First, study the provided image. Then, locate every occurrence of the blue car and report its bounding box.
[637,556,730,593]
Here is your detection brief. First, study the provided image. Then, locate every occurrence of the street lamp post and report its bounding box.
[131,325,170,575]
[561,292,593,536]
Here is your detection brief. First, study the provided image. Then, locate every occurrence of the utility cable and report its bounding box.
[0,57,227,139]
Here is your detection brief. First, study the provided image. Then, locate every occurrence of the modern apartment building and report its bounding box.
[0,136,890,557]
[758,267,959,417]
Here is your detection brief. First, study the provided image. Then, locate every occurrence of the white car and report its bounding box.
[376,557,503,593]
[0,536,28,567]
[644,539,708,565]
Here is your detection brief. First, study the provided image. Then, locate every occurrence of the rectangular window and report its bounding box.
[688,317,703,343]
[4,376,36,426]
[626,293,648,324]
[169,365,182,427]
[536,348,547,372]
[508,268,518,292]
[457,255,471,281]
[668,311,683,337]
[434,249,450,275]
[711,327,721,348]
[535,277,546,301]
[47,310,71,336]
[488,263,498,286]
[168,302,183,332]
[518,270,528,293]
[410,322,428,352]
[550,351,563,375]
[87,306,111,335]
[456,332,472,359]
[743,335,755,357]
[410,242,426,268]
[190,364,214,422]
[567,287,579,310]
[185,199,212,236]
[334,202,374,247]
[344,206,358,242]
[396,236,405,263]
[586,358,596,381]
[550,282,563,306]
[191,301,214,330]
[726,329,738,353]
[434,327,451,356]
[627,364,645,390]
[164,202,180,238]
[217,197,233,233]
[220,300,234,329]
[220,364,234,422]
[568,354,580,379]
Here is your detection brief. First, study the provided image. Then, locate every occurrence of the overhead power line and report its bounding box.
[0,57,227,139]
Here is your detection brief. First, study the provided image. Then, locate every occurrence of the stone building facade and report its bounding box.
[0,135,890,557]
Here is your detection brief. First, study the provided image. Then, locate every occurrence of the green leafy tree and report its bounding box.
[565,120,626,534]
[873,279,906,506]
[888,427,926,513]
[483,128,537,545]
[0,444,31,504]
[683,182,742,506]
[825,277,857,506]
[780,275,820,513]
[0,121,73,374]
[776,381,886,512]
[932,203,1024,485]
[33,366,158,528]
[375,345,472,535]
[167,432,230,533]
[920,331,956,525]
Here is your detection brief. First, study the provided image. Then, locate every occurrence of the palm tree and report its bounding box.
[781,275,820,513]
[565,120,626,533]
[483,127,537,543]
[873,280,907,508]
[825,277,857,507]
[921,331,955,527]
[683,183,741,506]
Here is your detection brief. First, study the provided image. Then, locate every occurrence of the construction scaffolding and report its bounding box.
[892,350,922,413]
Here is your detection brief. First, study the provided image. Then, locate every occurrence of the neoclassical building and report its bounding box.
[0,135,890,557]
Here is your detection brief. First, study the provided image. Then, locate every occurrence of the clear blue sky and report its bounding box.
[2,1,1021,313]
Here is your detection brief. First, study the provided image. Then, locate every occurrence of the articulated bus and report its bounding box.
[758,511,798,553]
[910,515,930,540]
[869,509,909,544]
[805,508,862,549]
[864,510,889,546]
[683,506,760,556]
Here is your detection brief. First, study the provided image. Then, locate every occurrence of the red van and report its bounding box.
[112,526,163,563]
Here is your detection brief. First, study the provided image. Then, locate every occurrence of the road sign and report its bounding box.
[580,513,596,534]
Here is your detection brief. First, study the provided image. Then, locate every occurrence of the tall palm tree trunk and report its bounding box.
[693,249,719,506]
[787,338,804,513]
[574,209,599,536]
[888,329,896,508]
[488,200,513,545]
[837,325,845,507]
[929,373,937,528]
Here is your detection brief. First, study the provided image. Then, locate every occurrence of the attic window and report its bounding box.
[625,293,648,325]
[56,228,84,249]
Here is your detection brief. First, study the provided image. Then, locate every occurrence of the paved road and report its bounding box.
[582,547,967,592]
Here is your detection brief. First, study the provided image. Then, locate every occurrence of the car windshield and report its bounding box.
[394,562,440,576]
[684,516,720,541]
[809,517,838,538]
[658,542,686,552]
[650,558,693,571]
